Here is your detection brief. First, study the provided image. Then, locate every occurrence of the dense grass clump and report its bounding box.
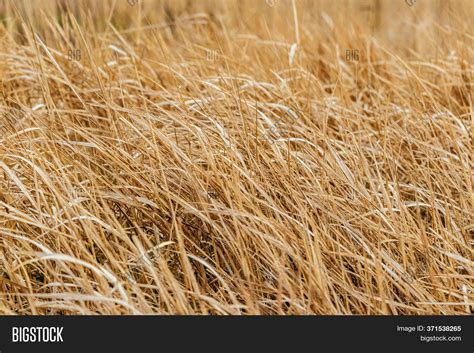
[0,0,472,314]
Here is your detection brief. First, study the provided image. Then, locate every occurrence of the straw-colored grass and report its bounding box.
[0,0,472,314]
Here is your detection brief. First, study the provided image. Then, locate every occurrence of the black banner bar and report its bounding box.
[0,316,472,352]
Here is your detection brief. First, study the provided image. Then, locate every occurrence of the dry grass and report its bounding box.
[0,0,472,315]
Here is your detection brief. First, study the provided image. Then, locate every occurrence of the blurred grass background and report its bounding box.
[0,0,472,57]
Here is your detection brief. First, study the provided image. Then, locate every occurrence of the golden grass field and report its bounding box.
[0,0,472,314]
